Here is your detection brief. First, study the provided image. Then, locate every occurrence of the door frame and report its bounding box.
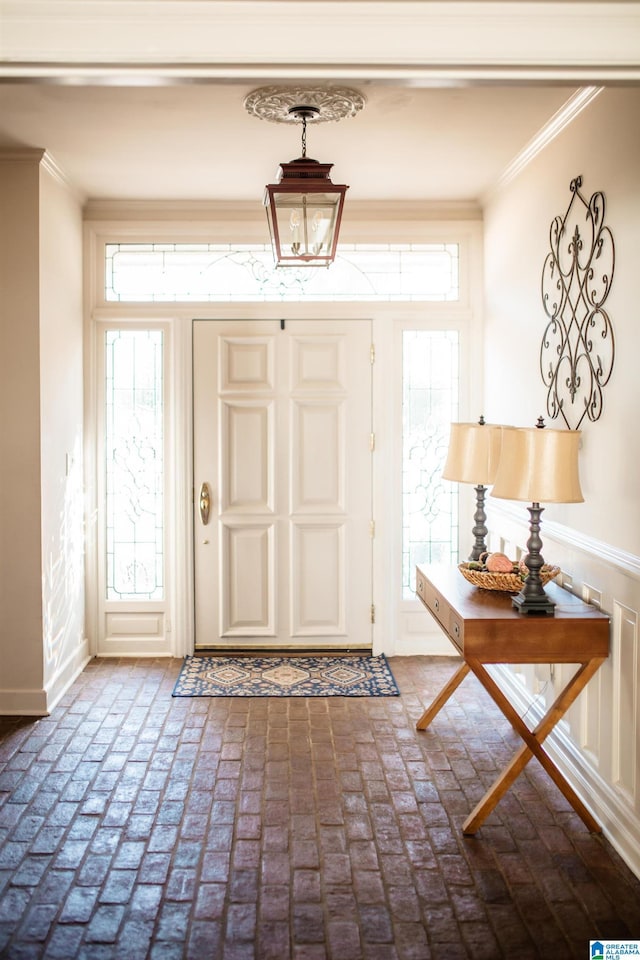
[84,220,482,659]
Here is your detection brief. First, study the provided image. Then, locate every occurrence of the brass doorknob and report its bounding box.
[199,482,211,525]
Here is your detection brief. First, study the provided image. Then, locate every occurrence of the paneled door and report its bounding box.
[193,319,373,651]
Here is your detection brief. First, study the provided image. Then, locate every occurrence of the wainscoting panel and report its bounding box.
[613,601,638,803]
[488,504,640,879]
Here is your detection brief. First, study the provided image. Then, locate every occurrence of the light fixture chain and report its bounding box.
[301,116,307,158]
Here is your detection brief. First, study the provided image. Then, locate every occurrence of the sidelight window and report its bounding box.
[402,330,459,598]
[104,329,164,601]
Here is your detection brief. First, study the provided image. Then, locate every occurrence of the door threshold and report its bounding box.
[193,646,373,657]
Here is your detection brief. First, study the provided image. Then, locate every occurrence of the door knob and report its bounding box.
[199,482,211,525]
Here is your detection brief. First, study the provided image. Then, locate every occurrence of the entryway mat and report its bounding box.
[172,654,399,697]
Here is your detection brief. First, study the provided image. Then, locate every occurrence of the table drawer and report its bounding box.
[416,568,463,651]
[416,570,445,626]
[416,568,433,608]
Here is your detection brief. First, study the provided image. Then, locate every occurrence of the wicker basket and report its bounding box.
[458,562,561,593]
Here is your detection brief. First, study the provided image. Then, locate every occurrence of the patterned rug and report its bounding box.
[172,654,399,698]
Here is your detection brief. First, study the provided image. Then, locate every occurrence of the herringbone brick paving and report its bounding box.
[0,656,638,959]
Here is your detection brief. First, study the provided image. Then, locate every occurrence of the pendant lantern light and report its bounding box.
[244,86,365,268]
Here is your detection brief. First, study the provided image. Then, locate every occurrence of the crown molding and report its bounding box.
[40,150,86,200]
[0,147,45,162]
[83,197,481,225]
[485,85,604,199]
[0,148,85,200]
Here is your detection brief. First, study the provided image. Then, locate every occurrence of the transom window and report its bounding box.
[105,242,459,302]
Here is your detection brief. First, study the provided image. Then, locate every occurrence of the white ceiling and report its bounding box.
[0,81,579,204]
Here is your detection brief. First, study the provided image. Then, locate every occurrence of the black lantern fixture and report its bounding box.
[244,86,365,268]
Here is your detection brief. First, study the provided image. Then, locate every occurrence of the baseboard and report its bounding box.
[0,686,48,716]
[45,638,92,714]
[0,639,92,716]
[96,636,173,657]
[492,664,640,881]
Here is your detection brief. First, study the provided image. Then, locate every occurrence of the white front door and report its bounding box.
[193,319,373,651]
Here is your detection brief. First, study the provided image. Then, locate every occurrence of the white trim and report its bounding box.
[0,687,48,716]
[45,639,91,714]
[0,147,45,162]
[40,150,86,202]
[487,86,604,199]
[495,501,640,582]
[83,223,100,659]
[85,219,482,660]
[3,64,640,85]
[83,200,483,227]
[94,640,174,658]
[2,2,640,81]
[92,321,173,657]
[0,148,83,199]
[171,319,195,659]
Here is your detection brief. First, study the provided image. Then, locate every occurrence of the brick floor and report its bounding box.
[0,655,639,959]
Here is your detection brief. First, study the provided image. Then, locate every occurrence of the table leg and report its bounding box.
[462,657,605,835]
[416,661,470,730]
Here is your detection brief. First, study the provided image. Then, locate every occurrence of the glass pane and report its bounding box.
[105,242,459,302]
[402,331,459,599]
[105,330,164,601]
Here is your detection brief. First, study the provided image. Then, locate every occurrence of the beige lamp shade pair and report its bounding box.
[443,419,583,615]
[443,422,584,504]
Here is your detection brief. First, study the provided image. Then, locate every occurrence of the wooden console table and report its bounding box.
[415,564,610,835]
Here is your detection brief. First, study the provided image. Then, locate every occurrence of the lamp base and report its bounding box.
[512,502,556,615]
[512,590,556,616]
[469,484,488,562]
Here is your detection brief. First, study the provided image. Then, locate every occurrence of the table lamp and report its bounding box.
[490,420,583,615]
[442,417,506,561]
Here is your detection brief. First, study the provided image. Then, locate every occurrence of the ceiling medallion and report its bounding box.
[243,85,365,124]
[246,85,365,268]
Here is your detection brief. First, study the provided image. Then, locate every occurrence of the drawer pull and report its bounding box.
[453,623,460,639]
[434,598,440,611]
[417,579,423,592]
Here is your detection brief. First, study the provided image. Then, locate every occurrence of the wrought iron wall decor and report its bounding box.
[540,175,615,429]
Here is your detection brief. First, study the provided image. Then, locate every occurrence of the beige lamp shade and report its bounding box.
[442,422,506,485]
[490,427,584,504]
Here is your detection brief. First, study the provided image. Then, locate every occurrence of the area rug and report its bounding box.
[172,654,399,698]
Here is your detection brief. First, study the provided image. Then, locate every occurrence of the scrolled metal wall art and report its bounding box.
[540,175,615,429]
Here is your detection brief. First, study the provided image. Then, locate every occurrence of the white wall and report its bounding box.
[484,87,639,554]
[483,87,640,877]
[0,151,87,714]
[39,162,88,708]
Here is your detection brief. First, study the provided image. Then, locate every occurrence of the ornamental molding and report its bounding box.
[244,86,365,125]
